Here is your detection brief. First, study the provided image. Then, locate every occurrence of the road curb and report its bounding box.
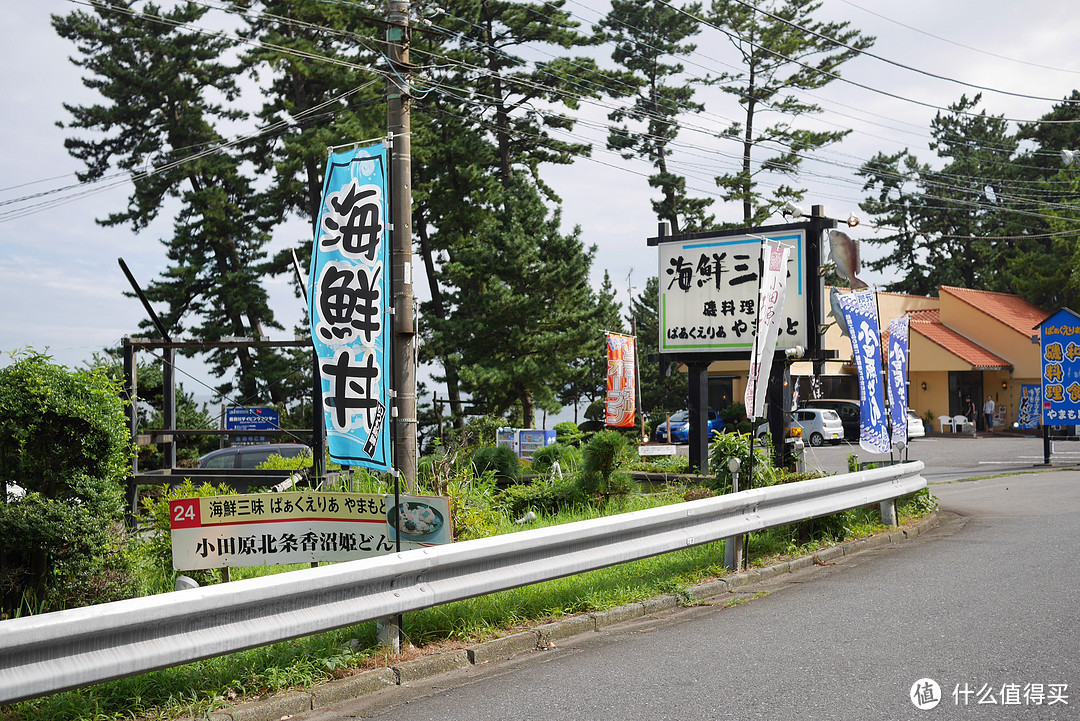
[188,511,941,721]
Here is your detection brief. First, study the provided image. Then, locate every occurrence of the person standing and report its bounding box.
[965,396,977,434]
[984,395,996,432]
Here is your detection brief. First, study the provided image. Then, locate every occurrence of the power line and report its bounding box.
[838,0,1080,76]
[720,0,1080,107]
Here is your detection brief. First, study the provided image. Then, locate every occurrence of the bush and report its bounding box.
[529,442,582,476]
[137,479,238,590]
[496,475,585,518]
[720,402,746,427]
[577,429,633,503]
[707,431,778,495]
[553,421,584,447]
[0,352,134,615]
[627,454,689,474]
[471,445,520,484]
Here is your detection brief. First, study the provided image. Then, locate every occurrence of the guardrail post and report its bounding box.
[376,616,401,653]
[879,499,897,527]
[724,460,742,571]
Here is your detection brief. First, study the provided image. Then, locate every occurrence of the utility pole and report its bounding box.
[387,0,417,491]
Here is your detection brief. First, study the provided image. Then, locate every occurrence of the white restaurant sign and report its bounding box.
[169,491,451,571]
[658,229,811,354]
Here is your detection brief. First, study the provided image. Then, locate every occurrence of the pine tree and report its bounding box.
[859,95,1020,296]
[53,1,288,403]
[706,0,873,225]
[598,0,714,234]
[431,177,598,427]
[558,272,625,423]
[412,0,622,427]
[856,150,933,294]
[629,277,685,421]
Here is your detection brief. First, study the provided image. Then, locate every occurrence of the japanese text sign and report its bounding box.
[1039,308,1080,425]
[605,332,637,427]
[309,144,391,470]
[658,229,809,354]
[887,316,909,447]
[745,242,791,419]
[169,492,451,571]
[224,406,280,432]
[837,290,890,454]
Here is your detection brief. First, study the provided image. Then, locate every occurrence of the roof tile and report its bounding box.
[939,286,1050,336]
[909,310,1011,370]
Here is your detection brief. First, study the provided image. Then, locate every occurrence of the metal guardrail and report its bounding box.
[0,462,926,705]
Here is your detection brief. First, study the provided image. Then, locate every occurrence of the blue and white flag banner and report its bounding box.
[308,143,392,471]
[887,316,909,447]
[744,242,791,420]
[837,290,890,454]
[1017,384,1041,429]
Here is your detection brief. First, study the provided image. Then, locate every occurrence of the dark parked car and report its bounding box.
[804,399,860,441]
[655,410,725,444]
[197,443,312,469]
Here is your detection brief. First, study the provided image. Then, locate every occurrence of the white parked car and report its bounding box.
[793,408,845,447]
[907,409,926,439]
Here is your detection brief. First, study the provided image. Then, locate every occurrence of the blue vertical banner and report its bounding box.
[308,143,391,471]
[887,316,909,447]
[1038,308,1080,427]
[1017,384,1042,429]
[837,290,890,454]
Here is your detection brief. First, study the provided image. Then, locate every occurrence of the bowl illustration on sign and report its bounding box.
[388,501,444,541]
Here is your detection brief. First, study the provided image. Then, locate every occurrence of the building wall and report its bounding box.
[939,291,1042,379]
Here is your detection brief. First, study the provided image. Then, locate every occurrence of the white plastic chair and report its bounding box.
[953,415,974,433]
[937,415,954,433]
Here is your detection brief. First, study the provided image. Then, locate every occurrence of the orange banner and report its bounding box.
[605,333,637,427]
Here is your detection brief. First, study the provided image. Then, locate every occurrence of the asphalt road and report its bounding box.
[800,432,1080,482]
[306,459,1080,720]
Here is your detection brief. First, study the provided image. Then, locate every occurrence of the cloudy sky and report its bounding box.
[3,0,1080,408]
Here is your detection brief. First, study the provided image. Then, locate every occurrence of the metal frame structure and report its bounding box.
[120,337,324,518]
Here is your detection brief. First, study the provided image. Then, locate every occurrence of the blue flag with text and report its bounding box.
[308,144,392,471]
[837,290,890,454]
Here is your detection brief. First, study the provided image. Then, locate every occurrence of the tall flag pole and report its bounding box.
[887,316,910,449]
[744,241,792,420]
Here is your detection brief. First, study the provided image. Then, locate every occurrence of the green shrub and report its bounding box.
[137,479,238,590]
[471,445,520,484]
[529,442,582,476]
[553,421,584,447]
[899,488,938,516]
[707,431,779,495]
[0,352,134,616]
[626,453,690,474]
[577,429,633,503]
[720,402,746,427]
[442,415,508,460]
[442,465,502,540]
[496,475,585,517]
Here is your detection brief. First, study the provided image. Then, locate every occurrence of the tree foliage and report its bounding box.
[706,0,874,225]
[858,92,1080,312]
[630,277,686,419]
[52,1,293,403]
[598,0,714,234]
[0,352,134,616]
[428,177,599,427]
